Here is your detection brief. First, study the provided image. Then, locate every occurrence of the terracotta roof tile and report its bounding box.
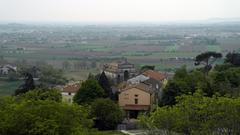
[142,70,166,81]
[62,83,81,93]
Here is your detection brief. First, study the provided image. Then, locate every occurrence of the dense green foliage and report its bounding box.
[73,79,105,105]
[140,91,240,134]
[211,66,240,96]
[161,66,208,105]
[0,92,93,135]
[0,88,125,134]
[143,52,240,134]
[91,98,123,130]
[161,62,240,106]
[21,89,62,102]
[73,77,123,130]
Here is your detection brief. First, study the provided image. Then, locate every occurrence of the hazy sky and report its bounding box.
[0,0,240,23]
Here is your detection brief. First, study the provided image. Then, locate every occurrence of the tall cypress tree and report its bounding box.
[98,72,113,99]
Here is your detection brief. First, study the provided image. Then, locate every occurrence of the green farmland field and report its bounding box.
[207,45,221,52]
[164,45,180,52]
[0,80,22,96]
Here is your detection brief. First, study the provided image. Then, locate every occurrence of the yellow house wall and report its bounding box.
[119,88,151,107]
[62,93,75,104]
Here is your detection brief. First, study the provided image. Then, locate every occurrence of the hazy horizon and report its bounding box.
[0,0,240,23]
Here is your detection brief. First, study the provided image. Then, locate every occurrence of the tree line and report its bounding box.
[140,51,240,134]
[0,70,123,134]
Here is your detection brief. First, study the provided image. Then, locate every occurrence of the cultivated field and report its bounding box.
[0,23,240,78]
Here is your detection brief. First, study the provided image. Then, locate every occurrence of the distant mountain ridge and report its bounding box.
[204,18,240,24]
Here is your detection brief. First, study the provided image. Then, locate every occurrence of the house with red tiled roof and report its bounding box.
[118,83,155,119]
[142,70,166,82]
[61,81,82,103]
[127,70,168,102]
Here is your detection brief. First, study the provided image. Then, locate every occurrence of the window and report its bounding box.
[135,94,138,97]
[135,98,138,104]
[68,92,71,95]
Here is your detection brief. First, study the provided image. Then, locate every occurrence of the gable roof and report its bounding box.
[127,74,149,84]
[121,83,153,94]
[142,70,166,81]
[62,82,81,93]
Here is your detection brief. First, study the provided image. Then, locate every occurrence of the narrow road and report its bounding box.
[120,130,146,135]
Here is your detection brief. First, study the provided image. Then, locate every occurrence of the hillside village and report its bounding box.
[1,51,240,135]
[1,50,240,134]
[59,60,172,124]
[1,0,240,134]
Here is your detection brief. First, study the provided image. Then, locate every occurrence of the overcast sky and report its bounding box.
[0,0,240,23]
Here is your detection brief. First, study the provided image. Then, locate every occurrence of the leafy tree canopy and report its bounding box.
[161,58,240,106]
[195,51,222,74]
[140,91,240,134]
[0,96,93,135]
[90,98,123,130]
[21,88,62,102]
[161,66,207,106]
[73,79,105,105]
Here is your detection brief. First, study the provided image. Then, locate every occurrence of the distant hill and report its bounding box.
[205,18,240,24]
